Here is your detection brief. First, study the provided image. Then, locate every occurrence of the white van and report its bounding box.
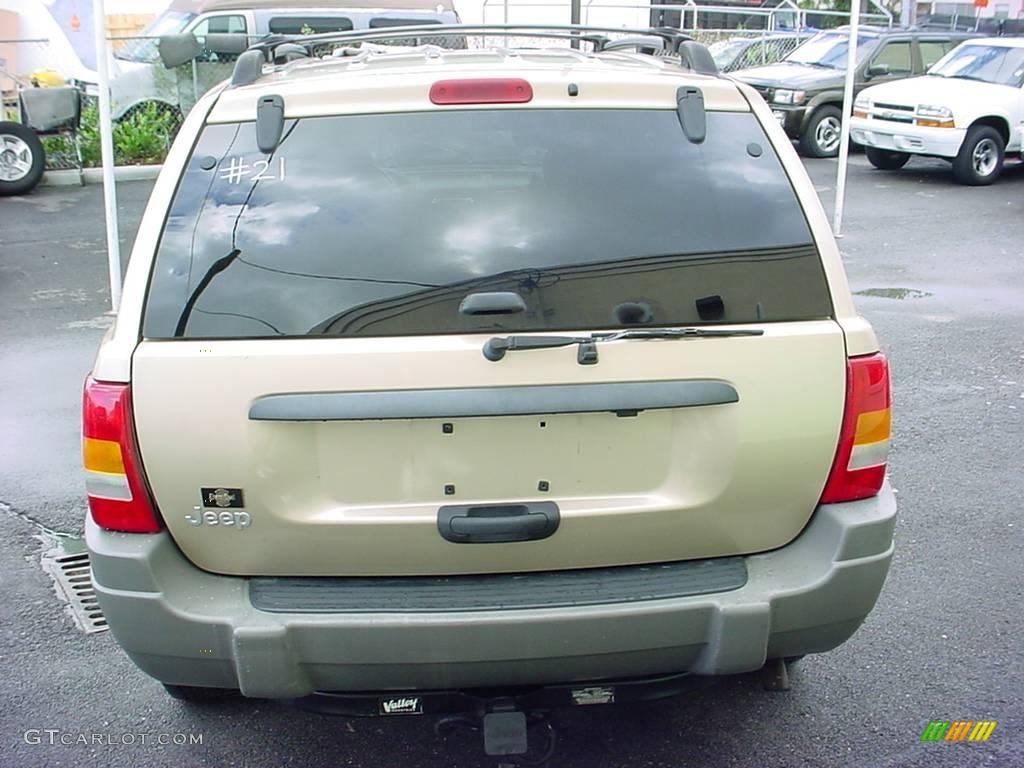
[108,0,461,120]
[0,0,95,85]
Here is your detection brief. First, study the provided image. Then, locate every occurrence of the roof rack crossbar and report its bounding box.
[602,35,669,53]
[251,23,692,53]
[230,24,712,88]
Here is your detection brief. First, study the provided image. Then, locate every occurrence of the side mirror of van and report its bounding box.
[158,33,202,69]
[865,63,891,79]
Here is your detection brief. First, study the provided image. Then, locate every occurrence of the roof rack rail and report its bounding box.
[229,23,717,87]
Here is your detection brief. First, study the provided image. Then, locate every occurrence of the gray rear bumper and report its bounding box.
[87,485,896,698]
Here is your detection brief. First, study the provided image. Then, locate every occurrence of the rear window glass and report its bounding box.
[268,16,353,34]
[367,17,455,47]
[368,17,442,27]
[144,109,832,339]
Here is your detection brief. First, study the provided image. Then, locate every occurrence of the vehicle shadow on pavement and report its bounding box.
[170,667,807,768]
[806,152,1024,189]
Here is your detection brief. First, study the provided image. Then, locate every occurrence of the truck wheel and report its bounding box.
[162,683,238,702]
[0,122,45,196]
[799,105,843,158]
[865,147,910,170]
[952,126,1004,186]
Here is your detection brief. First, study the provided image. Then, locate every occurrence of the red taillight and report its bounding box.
[82,378,162,533]
[819,353,891,504]
[429,78,533,105]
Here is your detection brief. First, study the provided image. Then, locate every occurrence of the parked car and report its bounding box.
[84,22,895,753]
[736,25,976,157]
[0,84,82,196]
[0,122,45,195]
[108,0,462,122]
[708,32,813,73]
[851,37,1024,185]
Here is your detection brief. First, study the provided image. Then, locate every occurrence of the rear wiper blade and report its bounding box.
[593,327,765,341]
[482,327,764,363]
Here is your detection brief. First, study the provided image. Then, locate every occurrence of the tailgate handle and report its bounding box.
[438,503,559,544]
[249,380,738,421]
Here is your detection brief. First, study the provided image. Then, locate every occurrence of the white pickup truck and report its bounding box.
[850,37,1024,185]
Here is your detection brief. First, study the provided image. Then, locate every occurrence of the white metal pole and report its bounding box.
[832,0,860,237]
[900,0,914,28]
[92,0,122,312]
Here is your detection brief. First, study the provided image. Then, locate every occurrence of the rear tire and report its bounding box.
[0,122,45,196]
[865,147,910,170]
[952,125,1004,186]
[799,105,843,158]
[162,683,238,702]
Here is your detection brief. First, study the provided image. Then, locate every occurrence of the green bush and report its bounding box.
[41,100,179,168]
[113,102,179,164]
[79,102,102,166]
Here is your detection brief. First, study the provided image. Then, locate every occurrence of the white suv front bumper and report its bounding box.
[851,117,966,159]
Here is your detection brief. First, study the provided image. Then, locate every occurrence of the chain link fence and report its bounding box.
[468,2,891,68]
[3,32,240,170]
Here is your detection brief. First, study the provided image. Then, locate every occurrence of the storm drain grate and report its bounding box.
[42,549,108,634]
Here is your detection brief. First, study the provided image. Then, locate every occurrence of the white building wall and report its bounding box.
[459,0,1024,25]
[457,0,655,27]
[918,0,1022,19]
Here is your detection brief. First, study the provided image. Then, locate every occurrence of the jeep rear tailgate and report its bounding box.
[133,325,844,576]
[131,106,845,576]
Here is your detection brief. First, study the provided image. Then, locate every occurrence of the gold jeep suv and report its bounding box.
[83,22,895,745]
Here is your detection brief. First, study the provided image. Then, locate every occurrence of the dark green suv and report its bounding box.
[735,26,976,157]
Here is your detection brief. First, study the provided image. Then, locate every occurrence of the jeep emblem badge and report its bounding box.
[185,506,252,529]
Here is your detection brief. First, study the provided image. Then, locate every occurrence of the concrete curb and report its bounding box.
[41,165,162,186]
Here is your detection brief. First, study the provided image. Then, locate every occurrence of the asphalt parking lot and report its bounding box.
[1,154,1022,768]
